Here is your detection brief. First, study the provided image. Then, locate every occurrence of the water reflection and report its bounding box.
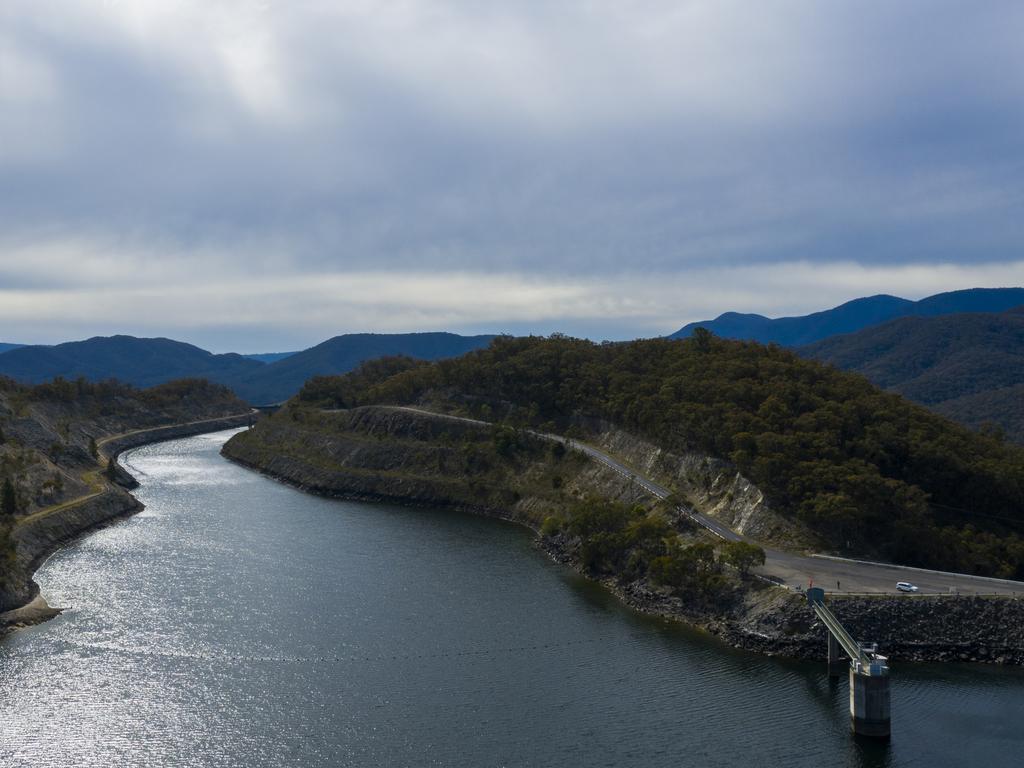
[1,431,1021,767]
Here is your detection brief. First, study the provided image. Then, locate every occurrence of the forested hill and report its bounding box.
[295,334,1024,578]
[668,287,1024,345]
[229,332,496,403]
[802,309,1024,442]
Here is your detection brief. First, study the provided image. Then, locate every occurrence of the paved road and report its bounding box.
[389,407,1024,597]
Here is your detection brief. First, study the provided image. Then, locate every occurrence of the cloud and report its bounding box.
[0,34,64,163]
[3,233,1024,350]
[1,1,1024,348]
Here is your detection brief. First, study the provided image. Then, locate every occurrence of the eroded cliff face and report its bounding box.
[591,428,815,549]
[223,405,1024,665]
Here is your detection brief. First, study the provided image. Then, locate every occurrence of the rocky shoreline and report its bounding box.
[233,447,1024,666]
[615,566,1024,665]
[0,413,252,632]
[537,532,1024,666]
[223,407,1024,667]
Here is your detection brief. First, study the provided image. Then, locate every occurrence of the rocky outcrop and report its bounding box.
[592,428,815,548]
[543,533,1024,665]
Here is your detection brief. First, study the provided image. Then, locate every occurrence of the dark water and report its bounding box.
[1,430,1022,767]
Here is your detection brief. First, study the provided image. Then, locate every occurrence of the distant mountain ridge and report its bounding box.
[802,308,1024,441]
[0,343,23,354]
[669,287,1024,346]
[0,336,264,390]
[229,332,496,403]
[243,352,298,364]
[0,332,496,404]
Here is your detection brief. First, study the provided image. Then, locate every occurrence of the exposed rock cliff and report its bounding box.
[591,427,815,548]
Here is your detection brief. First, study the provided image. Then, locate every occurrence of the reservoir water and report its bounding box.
[2,430,1022,767]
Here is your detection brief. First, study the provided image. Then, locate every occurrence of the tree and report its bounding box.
[88,436,99,460]
[1,478,17,517]
[691,326,713,352]
[720,541,766,576]
[550,441,566,461]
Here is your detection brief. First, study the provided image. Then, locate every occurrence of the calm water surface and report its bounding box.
[1,430,1022,767]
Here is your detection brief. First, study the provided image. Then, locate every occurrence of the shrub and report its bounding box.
[720,541,766,576]
[540,516,563,537]
[1,478,17,516]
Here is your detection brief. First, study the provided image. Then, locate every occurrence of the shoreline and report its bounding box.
[0,414,252,636]
[0,594,62,630]
[7,418,1021,667]
[222,445,1024,666]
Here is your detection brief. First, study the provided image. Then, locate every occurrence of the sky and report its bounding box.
[2,1,1024,352]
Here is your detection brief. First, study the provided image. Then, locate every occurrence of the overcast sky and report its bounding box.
[2,1,1023,352]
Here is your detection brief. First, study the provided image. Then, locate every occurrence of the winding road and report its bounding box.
[392,407,1024,597]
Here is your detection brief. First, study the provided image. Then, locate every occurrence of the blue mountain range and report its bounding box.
[668,287,1024,346]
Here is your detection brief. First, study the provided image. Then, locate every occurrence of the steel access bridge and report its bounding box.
[807,587,891,739]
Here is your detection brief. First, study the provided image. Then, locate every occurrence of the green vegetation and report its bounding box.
[140,378,243,408]
[295,334,1024,578]
[226,332,495,403]
[1,478,16,517]
[543,498,760,605]
[226,405,586,520]
[719,541,767,575]
[802,309,1024,442]
[17,374,240,410]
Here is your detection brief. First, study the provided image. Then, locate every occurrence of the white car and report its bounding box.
[896,581,919,593]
